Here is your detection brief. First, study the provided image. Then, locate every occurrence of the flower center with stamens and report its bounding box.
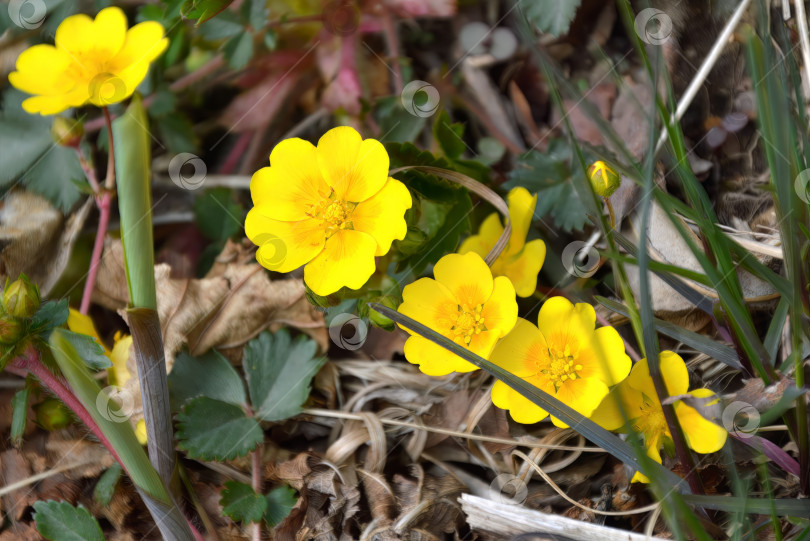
[632,399,669,441]
[307,191,355,238]
[539,342,583,390]
[450,304,486,345]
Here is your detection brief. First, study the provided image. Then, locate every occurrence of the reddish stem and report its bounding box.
[8,348,125,468]
[80,192,112,314]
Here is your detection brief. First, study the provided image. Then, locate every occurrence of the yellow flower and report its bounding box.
[9,7,168,115]
[460,187,546,297]
[246,126,412,296]
[66,310,143,445]
[397,252,518,376]
[587,160,621,198]
[591,350,727,483]
[489,296,631,427]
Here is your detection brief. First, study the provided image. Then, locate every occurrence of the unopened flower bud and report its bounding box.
[365,296,397,330]
[0,316,23,344]
[51,116,84,148]
[587,161,621,198]
[4,274,41,319]
[35,398,74,431]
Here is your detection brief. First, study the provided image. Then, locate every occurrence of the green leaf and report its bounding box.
[113,95,157,311]
[224,32,254,70]
[33,501,104,541]
[520,0,582,37]
[24,145,84,211]
[242,330,326,421]
[0,90,52,186]
[155,114,197,154]
[176,397,262,460]
[57,330,112,370]
[265,485,297,526]
[375,96,428,144]
[10,388,29,447]
[505,144,587,232]
[193,188,243,242]
[30,299,69,338]
[198,10,243,39]
[93,464,123,506]
[220,481,268,523]
[181,0,235,25]
[168,350,247,411]
[433,111,466,160]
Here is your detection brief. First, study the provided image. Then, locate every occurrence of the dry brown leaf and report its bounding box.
[0,190,92,295]
[93,238,327,371]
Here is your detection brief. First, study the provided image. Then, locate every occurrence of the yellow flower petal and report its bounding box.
[316,127,388,202]
[631,441,663,483]
[54,12,94,53]
[398,277,458,336]
[479,276,518,336]
[433,252,493,307]
[109,334,133,387]
[676,388,727,454]
[627,351,689,397]
[66,309,110,356]
[591,387,627,431]
[577,326,631,386]
[491,379,549,424]
[91,6,128,58]
[135,419,148,445]
[9,45,73,95]
[403,335,477,375]
[504,187,537,256]
[497,238,546,298]
[352,177,412,255]
[245,209,325,272]
[490,317,548,378]
[111,21,170,69]
[304,229,377,295]
[551,376,609,428]
[536,296,595,346]
[250,139,330,220]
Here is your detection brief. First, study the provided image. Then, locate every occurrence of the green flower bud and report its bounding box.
[0,316,23,344]
[35,398,74,431]
[365,296,397,330]
[587,161,621,198]
[51,116,84,148]
[395,226,428,256]
[4,274,40,319]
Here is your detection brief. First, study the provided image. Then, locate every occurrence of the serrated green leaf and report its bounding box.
[220,481,268,523]
[224,32,254,70]
[57,330,112,370]
[30,299,69,338]
[93,464,123,506]
[168,350,247,411]
[193,188,243,242]
[33,501,104,541]
[0,90,52,186]
[177,397,262,460]
[10,388,29,447]
[265,485,296,526]
[521,0,582,37]
[505,145,587,232]
[24,145,84,211]
[242,330,326,421]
